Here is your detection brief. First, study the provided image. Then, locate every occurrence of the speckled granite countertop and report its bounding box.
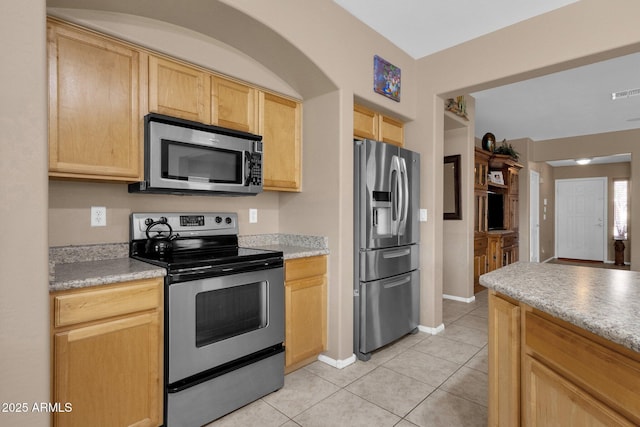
[239,234,329,260]
[49,234,328,291]
[480,261,640,353]
[49,243,165,292]
[50,258,166,292]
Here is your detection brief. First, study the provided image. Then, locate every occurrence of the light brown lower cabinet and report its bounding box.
[50,278,163,427]
[284,255,327,373]
[488,291,520,427]
[489,291,640,426]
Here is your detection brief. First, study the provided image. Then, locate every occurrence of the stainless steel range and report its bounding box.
[130,212,284,426]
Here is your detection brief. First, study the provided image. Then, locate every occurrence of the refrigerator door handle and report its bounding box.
[382,248,411,259]
[382,275,411,289]
[390,155,401,234]
[399,158,409,234]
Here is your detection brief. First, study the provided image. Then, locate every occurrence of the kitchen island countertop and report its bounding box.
[480,261,640,353]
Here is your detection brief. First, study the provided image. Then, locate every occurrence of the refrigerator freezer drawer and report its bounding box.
[359,270,419,354]
[360,244,419,282]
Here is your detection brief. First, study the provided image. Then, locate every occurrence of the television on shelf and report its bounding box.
[488,192,505,230]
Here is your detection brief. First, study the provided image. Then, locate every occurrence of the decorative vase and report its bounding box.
[481,133,495,152]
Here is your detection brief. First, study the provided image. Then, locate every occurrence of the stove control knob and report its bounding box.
[215,216,222,224]
[225,217,232,224]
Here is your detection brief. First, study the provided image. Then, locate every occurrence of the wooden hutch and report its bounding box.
[474,147,522,292]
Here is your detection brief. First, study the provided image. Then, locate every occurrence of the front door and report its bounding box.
[555,178,607,261]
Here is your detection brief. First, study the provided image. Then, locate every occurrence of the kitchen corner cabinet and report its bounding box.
[353,104,404,147]
[284,255,327,373]
[148,55,211,123]
[260,92,302,191]
[47,19,142,181]
[50,278,163,427]
[489,290,640,426]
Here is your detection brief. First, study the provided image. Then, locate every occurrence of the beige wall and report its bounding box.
[0,0,50,425]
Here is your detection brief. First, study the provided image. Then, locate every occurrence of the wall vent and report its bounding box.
[612,87,640,100]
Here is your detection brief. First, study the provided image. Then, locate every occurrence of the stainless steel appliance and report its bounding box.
[129,113,263,196]
[130,212,284,426]
[354,139,420,361]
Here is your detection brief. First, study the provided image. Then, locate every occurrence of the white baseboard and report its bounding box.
[541,256,555,263]
[317,353,356,369]
[418,323,445,335]
[443,294,476,303]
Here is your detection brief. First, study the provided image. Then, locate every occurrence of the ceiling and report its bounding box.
[334,0,640,156]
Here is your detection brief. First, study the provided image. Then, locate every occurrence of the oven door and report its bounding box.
[168,266,284,384]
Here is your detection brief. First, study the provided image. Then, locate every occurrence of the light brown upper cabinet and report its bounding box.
[212,76,258,133]
[49,17,303,191]
[48,19,142,181]
[353,104,404,146]
[148,55,211,124]
[260,92,302,192]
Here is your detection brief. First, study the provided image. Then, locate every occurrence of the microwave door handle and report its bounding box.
[243,151,251,186]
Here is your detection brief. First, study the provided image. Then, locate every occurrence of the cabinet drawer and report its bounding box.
[474,237,488,253]
[501,234,517,248]
[53,279,162,328]
[525,310,640,423]
[285,256,327,282]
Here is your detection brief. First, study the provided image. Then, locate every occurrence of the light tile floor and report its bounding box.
[208,290,489,427]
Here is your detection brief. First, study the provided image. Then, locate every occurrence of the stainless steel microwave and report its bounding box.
[129,113,263,196]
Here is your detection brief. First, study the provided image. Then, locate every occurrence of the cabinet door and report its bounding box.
[211,76,258,133]
[488,292,521,427]
[148,55,211,123]
[487,236,502,272]
[475,160,488,189]
[508,167,519,195]
[53,312,162,427]
[48,20,141,180]
[285,275,327,368]
[353,104,378,140]
[475,191,488,233]
[474,237,488,288]
[379,115,404,147]
[260,92,302,191]
[523,356,634,426]
[508,196,519,232]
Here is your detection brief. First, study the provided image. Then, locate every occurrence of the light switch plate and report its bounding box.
[419,209,428,222]
[249,209,258,223]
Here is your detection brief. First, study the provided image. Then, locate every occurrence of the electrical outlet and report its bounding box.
[249,209,258,224]
[419,209,428,222]
[91,206,107,227]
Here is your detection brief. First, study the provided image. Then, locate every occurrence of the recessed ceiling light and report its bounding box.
[576,158,591,165]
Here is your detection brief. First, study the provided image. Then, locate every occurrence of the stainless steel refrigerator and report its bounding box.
[354,139,420,361]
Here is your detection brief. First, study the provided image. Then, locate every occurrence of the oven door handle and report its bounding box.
[168,257,283,283]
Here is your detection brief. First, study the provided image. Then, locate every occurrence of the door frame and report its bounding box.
[554,177,608,261]
[530,170,540,262]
